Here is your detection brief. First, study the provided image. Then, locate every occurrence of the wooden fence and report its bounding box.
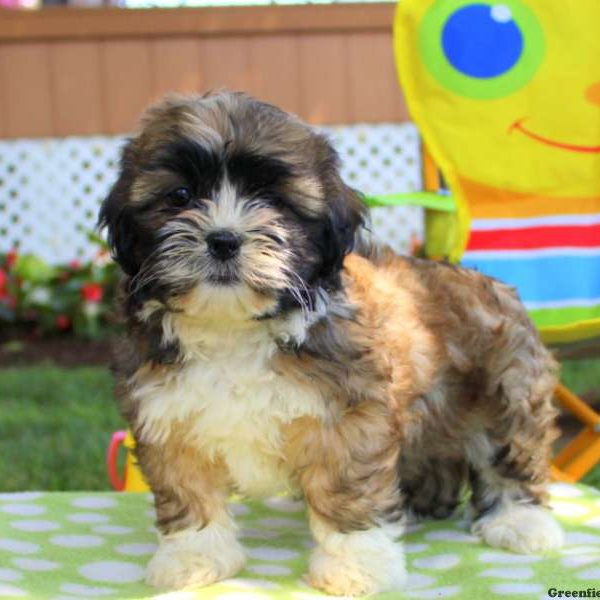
[0,2,409,139]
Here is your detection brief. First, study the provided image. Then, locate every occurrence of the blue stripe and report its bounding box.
[460,254,600,304]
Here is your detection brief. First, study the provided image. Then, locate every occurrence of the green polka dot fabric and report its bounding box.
[1,483,599,600]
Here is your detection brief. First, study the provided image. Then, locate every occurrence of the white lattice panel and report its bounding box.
[0,137,122,264]
[324,123,423,255]
[0,123,422,264]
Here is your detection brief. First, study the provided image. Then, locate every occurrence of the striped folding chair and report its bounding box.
[392,0,600,481]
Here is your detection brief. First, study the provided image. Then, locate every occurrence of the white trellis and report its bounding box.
[0,123,423,264]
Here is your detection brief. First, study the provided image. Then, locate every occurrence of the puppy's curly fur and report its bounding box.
[100,91,563,596]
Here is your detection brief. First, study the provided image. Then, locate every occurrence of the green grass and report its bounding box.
[560,358,600,489]
[560,357,600,398]
[0,359,598,492]
[584,467,600,488]
[0,365,124,492]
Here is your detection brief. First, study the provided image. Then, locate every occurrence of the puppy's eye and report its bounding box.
[168,187,192,207]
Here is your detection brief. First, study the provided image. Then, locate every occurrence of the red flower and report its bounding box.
[81,282,104,303]
[409,233,423,256]
[0,269,6,290]
[69,260,82,270]
[56,314,71,330]
[5,249,17,269]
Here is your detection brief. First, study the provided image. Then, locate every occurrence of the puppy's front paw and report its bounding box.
[473,502,564,554]
[307,527,406,596]
[146,523,246,590]
[146,547,237,590]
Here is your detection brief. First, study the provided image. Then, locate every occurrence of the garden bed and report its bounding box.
[0,334,111,367]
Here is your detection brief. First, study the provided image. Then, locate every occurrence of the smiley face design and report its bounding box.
[397,0,600,197]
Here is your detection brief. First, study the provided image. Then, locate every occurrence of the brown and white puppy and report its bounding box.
[100,91,563,596]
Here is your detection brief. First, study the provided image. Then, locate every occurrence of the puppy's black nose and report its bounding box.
[206,230,241,261]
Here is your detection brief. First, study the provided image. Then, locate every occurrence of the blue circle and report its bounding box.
[441,4,523,79]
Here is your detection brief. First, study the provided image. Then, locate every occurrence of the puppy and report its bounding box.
[99,91,563,596]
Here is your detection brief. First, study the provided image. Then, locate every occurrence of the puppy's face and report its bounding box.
[100,92,365,321]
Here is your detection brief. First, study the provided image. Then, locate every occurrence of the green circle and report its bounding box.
[419,0,544,99]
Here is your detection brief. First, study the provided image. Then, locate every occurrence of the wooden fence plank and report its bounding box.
[298,33,350,125]
[0,46,6,138]
[200,36,250,93]
[246,35,300,115]
[0,43,54,138]
[152,37,203,101]
[347,31,409,123]
[101,39,153,134]
[50,41,104,136]
[0,4,395,42]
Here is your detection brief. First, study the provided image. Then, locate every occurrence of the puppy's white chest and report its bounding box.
[135,330,325,497]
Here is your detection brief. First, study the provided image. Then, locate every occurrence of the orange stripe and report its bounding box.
[422,145,441,192]
[458,176,600,219]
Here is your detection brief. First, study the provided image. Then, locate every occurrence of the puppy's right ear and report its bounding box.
[98,142,140,276]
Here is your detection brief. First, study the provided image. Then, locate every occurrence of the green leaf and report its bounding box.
[14,255,57,284]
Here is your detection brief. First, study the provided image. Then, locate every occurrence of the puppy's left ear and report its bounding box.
[98,183,139,277]
[98,141,141,277]
[320,181,366,286]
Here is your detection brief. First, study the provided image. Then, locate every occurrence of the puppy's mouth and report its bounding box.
[205,257,242,286]
[207,272,240,286]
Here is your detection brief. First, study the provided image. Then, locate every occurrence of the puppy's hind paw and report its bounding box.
[473,502,564,554]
